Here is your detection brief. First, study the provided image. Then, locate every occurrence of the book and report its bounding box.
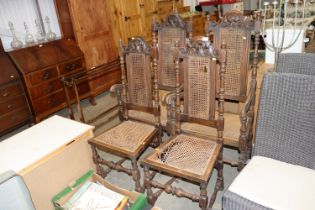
[64,181,125,210]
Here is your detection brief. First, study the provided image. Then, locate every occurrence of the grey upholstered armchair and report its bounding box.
[276,53,315,75]
[0,171,35,210]
[222,72,315,210]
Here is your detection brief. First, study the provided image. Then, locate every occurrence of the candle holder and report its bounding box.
[261,0,307,64]
[24,22,35,46]
[35,19,45,43]
[45,16,56,41]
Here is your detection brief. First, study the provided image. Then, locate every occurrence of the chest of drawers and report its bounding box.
[8,39,90,122]
[0,48,32,136]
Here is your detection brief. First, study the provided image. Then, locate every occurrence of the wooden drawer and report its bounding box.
[0,82,23,103]
[32,90,65,115]
[27,67,58,86]
[0,56,19,85]
[0,107,30,133]
[58,58,83,75]
[29,79,63,100]
[0,95,28,116]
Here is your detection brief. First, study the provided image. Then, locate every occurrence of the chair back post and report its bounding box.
[119,39,129,120]
[252,11,262,90]
[218,42,227,144]
[187,16,193,47]
[152,24,161,128]
[174,40,181,135]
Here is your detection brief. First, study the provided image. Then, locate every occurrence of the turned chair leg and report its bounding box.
[199,182,208,210]
[209,153,224,209]
[238,141,247,171]
[144,165,155,205]
[131,158,143,192]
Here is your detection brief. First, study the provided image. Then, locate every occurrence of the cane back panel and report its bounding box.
[212,11,253,102]
[126,52,152,107]
[180,41,218,121]
[157,13,187,89]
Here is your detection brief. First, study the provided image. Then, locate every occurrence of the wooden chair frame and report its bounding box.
[141,40,227,210]
[205,10,261,169]
[89,37,161,192]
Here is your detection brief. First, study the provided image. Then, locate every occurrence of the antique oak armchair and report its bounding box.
[126,13,192,133]
[223,72,315,210]
[199,10,261,169]
[89,37,161,192]
[141,40,226,210]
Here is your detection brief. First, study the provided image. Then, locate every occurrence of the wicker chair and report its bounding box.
[222,72,315,210]
[192,10,261,169]
[141,40,227,210]
[276,53,315,75]
[89,37,161,192]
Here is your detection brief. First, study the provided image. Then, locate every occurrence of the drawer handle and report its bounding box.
[48,98,57,105]
[124,16,131,21]
[42,72,50,80]
[10,75,15,79]
[7,104,13,109]
[45,85,54,93]
[2,92,9,97]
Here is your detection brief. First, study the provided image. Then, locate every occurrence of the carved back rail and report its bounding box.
[154,12,192,90]
[206,10,256,102]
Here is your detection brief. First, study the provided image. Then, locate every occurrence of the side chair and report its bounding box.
[199,10,262,170]
[89,37,161,192]
[141,40,227,210]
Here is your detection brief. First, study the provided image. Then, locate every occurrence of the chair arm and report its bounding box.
[110,84,123,95]
[162,84,184,106]
[240,81,256,121]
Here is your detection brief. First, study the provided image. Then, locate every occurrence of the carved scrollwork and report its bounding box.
[163,12,186,29]
[121,36,151,54]
[221,10,254,29]
[179,40,218,58]
[206,10,255,33]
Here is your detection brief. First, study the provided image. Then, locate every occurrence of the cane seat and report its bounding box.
[91,121,157,156]
[145,134,220,181]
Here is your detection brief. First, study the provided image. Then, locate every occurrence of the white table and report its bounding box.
[0,115,95,210]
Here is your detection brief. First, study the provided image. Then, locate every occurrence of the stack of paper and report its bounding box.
[64,181,125,210]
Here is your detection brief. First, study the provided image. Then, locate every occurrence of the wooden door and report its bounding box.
[119,0,144,42]
[141,0,157,40]
[67,0,117,69]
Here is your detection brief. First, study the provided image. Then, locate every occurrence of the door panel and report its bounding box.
[68,0,117,68]
[120,0,144,41]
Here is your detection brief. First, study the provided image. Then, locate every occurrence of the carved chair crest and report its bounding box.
[152,12,187,32]
[179,40,218,58]
[206,10,254,33]
[121,36,151,55]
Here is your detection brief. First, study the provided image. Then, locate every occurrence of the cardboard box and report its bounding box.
[53,170,148,210]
